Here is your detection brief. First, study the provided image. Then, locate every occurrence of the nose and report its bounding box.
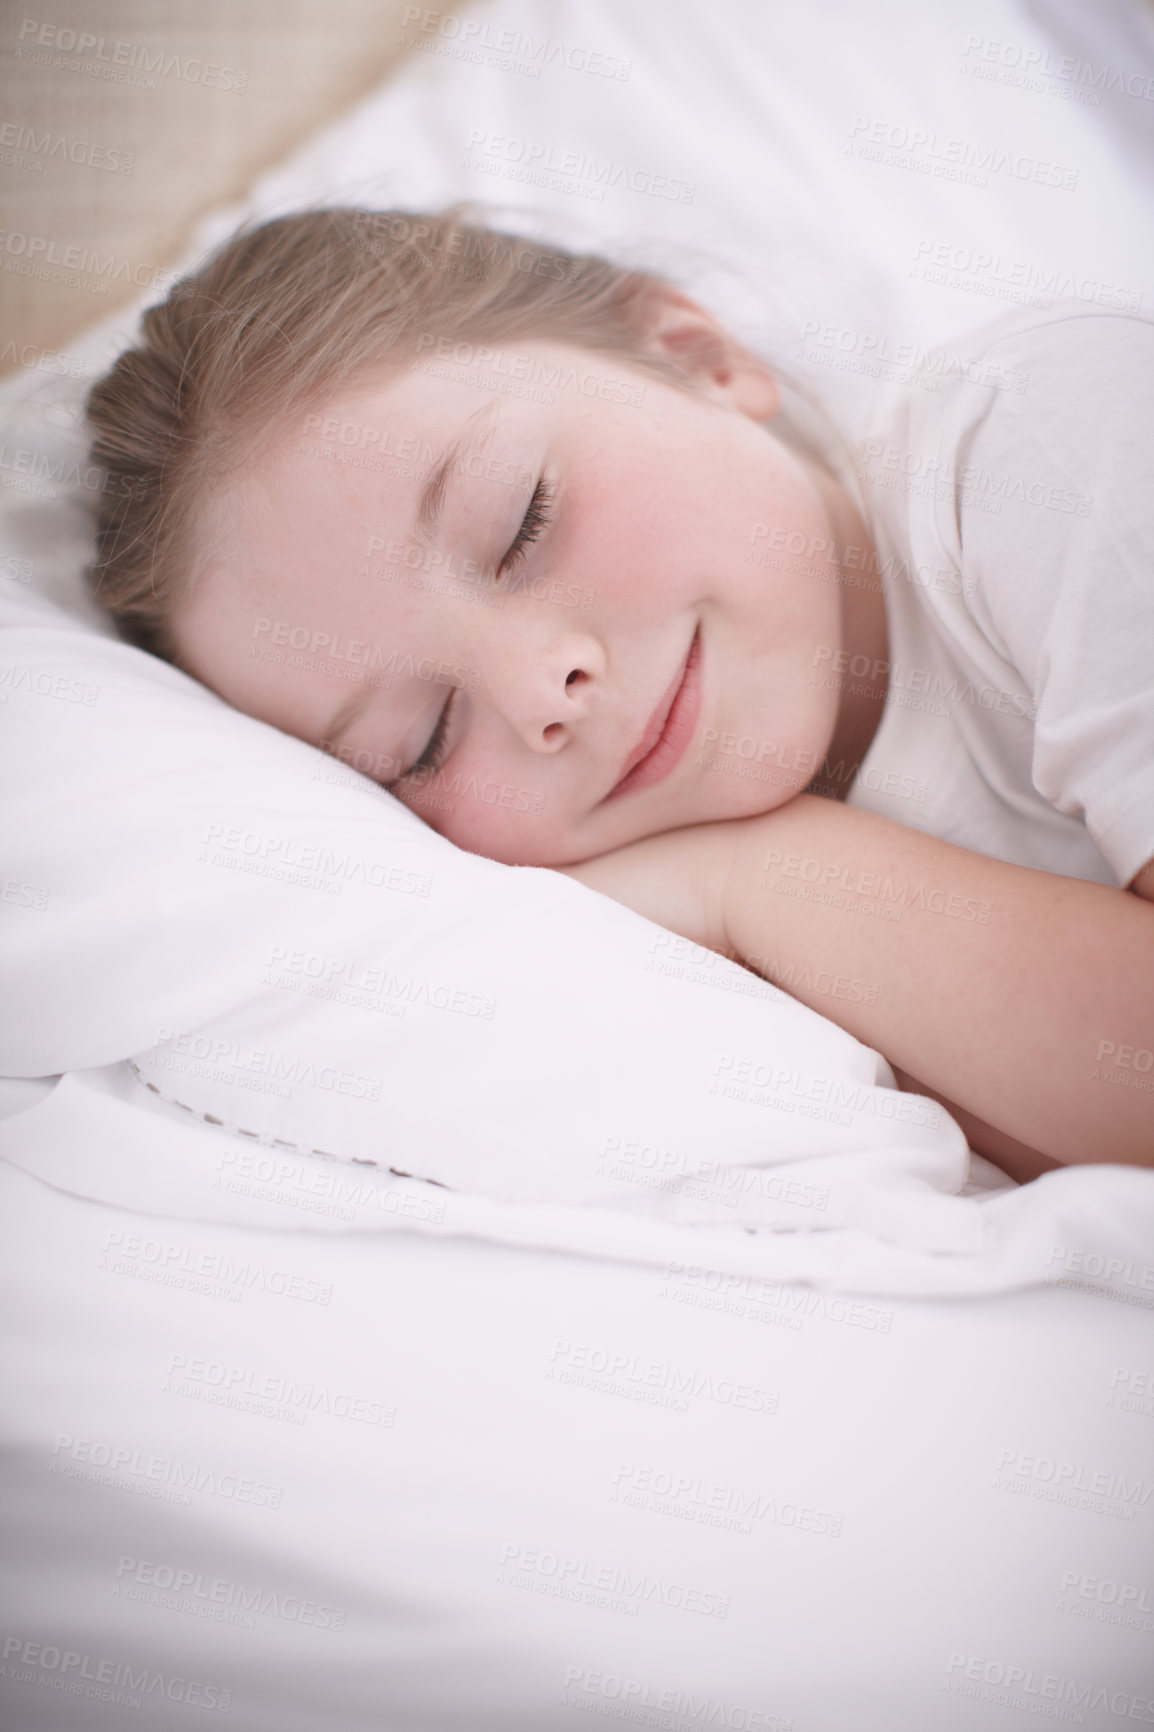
[481,629,604,755]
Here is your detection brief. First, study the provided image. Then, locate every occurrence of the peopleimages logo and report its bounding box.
[101,1229,333,1306]
[113,1555,347,1631]
[993,1447,1153,1521]
[199,825,434,899]
[250,615,481,690]
[845,115,1079,190]
[399,7,633,80]
[0,663,99,705]
[0,121,134,174]
[611,1463,845,1538]
[0,229,172,292]
[15,18,248,92]
[1,1635,231,1713]
[464,129,695,204]
[154,1029,383,1102]
[49,1433,283,1509]
[943,1651,1154,1721]
[497,1544,730,1618]
[559,1667,793,1730]
[213,1148,448,1227]
[959,34,1154,102]
[546,1340,779,1416]
[164,1352,394,1428]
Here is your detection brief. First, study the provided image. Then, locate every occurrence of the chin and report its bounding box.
[689,772,798,827]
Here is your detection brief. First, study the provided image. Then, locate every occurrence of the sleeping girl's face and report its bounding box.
[172,299,878,866]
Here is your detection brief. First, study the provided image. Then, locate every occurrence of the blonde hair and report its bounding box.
[84,204,738,661]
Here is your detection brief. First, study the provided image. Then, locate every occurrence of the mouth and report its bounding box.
[604,624,703,802]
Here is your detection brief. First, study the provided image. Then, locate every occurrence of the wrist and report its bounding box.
[717,795,825,971]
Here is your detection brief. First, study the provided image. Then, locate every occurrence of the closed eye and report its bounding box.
[394,686,456,788]
[394,475,554,788]
[498,476,554,577]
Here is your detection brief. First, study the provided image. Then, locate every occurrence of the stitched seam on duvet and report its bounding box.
[123,1059,454,1189]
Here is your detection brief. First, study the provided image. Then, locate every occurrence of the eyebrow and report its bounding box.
[410,399,500,549]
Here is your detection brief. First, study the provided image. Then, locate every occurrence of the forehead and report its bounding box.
[194,333,651,619]
[223,343,565,547]
[196,367,482,569]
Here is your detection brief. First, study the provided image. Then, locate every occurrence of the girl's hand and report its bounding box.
[557,818,744,957]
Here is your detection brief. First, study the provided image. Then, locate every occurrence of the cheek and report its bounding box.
[400,748,567,866]
[733,485,846,653]
[602,521,676,612]
[417,801,569,868]
[573,464,687,617]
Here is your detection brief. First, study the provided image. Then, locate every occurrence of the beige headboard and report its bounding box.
[0,0,422,376]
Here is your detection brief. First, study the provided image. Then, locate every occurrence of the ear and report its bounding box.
[641,288,779,422]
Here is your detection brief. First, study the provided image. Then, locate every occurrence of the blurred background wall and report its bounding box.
[0,0,422,372]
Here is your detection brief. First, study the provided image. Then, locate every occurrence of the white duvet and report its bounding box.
[2,0,1153,1725]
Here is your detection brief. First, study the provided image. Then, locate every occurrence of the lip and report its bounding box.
[604,625,702,802]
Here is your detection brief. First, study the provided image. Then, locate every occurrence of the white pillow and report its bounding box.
[0,576,988,1248]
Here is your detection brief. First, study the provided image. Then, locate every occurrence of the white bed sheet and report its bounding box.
[2,1066,1154,1732]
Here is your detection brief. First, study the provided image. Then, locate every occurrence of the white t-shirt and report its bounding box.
[842,303,1154,890]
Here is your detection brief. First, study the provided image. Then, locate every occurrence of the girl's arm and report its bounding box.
[884,1066,1063,1186]
[562,795,1154,1171]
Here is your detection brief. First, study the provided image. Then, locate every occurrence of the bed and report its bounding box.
[2,1,1153,1726]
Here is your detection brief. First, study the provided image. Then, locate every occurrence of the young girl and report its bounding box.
[85,206,1154,1186]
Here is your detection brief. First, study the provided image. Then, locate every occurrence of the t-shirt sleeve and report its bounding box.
[950,312,1154,888]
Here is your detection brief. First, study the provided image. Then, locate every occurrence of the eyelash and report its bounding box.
[399,476,555,785]
[402,687,455,785]
[497,475,554,576]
